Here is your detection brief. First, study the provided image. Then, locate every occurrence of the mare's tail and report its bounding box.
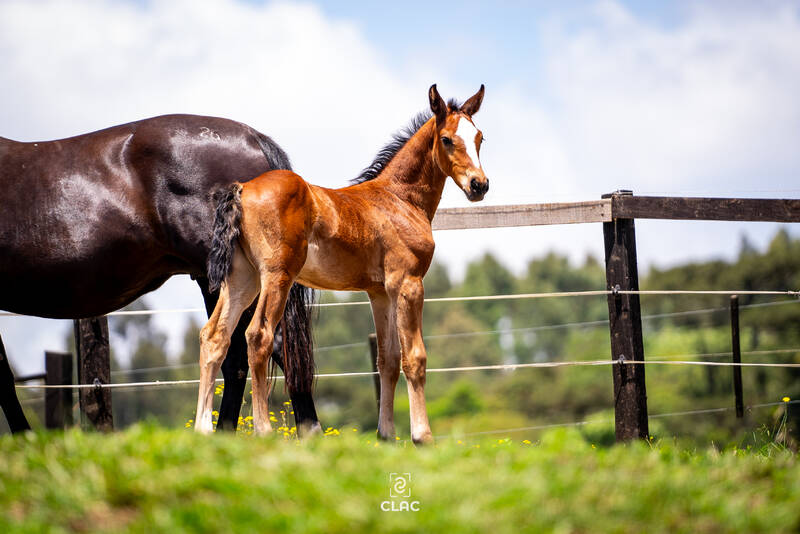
[280,284,316,394]
[207,180,316,395]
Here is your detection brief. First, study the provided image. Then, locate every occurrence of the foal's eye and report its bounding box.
[441,136,453,147]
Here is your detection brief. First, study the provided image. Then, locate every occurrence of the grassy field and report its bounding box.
[1,425,799,533]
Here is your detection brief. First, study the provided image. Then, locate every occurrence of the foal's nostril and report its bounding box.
[470,178,489,195]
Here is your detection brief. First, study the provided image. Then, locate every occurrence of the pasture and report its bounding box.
[1,424,799,533]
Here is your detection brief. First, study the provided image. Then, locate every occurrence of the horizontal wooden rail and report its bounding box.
[432,200,611,230]
[612,196,800,222]
[431,195,800,230]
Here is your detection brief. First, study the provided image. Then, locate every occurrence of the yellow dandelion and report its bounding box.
[783,396,791,402]
[269,416,278,422]
[457,440,463,445]
[211,410,219,417]
[522,439,531,445]
[283,401,291,406]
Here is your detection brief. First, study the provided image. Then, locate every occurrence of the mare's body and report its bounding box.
[0,114,318,432]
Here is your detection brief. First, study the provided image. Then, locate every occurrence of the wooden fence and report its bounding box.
[432,191,800,441]
[4,192,799,441]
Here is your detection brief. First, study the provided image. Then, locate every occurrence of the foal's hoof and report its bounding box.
[411,431,434,445]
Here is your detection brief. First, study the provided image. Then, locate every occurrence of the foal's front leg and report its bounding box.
[394,276,433,444]
[369,291,401,440]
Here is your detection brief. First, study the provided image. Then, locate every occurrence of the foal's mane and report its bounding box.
[351,98,461,185]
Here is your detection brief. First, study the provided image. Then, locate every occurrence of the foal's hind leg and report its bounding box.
[195,251,258,434]
[246,272,294,435]
[198,278,253,432]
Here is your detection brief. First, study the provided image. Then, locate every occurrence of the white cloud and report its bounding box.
[0,0,432,183]
[540,1,800,193]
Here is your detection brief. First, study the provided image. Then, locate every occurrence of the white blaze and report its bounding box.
[455,117,481,169]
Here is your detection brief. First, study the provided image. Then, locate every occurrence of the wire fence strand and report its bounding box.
[2,289,798,317]
[15,348,800,390]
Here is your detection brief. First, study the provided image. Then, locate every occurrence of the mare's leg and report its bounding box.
[245,273,293,435]
[369,291,401,441]
[393,276,433,444]
[195,250,258,434]
[0,335,30,433]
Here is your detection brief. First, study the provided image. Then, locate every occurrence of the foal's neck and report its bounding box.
[373,118,447,222]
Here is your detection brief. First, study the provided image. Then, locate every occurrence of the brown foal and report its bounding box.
[195,85,488,443]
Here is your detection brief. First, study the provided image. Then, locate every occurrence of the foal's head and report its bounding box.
[429,84,489,202]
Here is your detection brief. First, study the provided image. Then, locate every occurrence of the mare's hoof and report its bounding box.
[298,421,322,438]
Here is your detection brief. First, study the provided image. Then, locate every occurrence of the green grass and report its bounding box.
[1,425,799,533]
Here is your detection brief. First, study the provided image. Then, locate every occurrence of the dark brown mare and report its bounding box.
[0,115,319,433]
[198,85,487,442]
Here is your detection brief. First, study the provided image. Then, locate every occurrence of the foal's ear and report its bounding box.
[460,84,485,117]
[429,84,448,126]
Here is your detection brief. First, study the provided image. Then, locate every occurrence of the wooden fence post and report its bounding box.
[45,351,73,429]
[74,317,113,431]
[730,295,744,418]
[603,191,649,441]
[368,334,381,420]
[0,334,31,432]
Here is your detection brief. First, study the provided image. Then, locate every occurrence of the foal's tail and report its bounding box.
[207,183,317,395]
[208,183,243,293]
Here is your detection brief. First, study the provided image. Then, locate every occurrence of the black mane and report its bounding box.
[351,98,461,184]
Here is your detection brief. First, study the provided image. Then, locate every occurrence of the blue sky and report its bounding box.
[1,0,799,373]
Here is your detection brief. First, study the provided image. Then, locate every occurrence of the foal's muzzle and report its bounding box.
[468,177,489,201]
